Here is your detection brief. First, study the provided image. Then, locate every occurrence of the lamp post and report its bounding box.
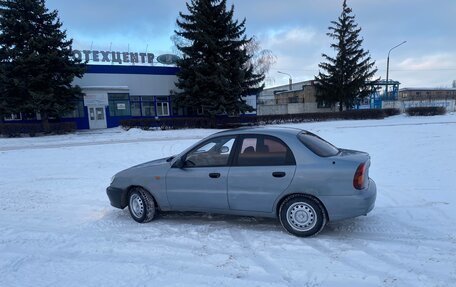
[386,41,406,98]
[278,71,292,91]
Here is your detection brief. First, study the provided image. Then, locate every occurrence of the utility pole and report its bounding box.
[386,41,406,98]
[278,71,292,91]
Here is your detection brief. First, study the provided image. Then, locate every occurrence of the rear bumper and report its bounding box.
[106,186,125,209]
[319,178,377,221]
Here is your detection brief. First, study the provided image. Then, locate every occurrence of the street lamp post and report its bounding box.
[278,71,292,91]
[386,41,406,98]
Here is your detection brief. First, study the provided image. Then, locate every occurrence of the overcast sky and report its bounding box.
[46,0,456,88]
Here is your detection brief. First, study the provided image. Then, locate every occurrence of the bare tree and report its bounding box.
[244,36,277,86]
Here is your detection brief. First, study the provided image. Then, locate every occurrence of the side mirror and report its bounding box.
[220,146,230,153]
[173,157,185,169]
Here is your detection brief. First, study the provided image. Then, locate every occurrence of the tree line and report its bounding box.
[0,0,378,131]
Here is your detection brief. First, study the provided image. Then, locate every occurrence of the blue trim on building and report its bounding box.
[105,107,131,128]
[86,65,179,76]
[61,116,89,130]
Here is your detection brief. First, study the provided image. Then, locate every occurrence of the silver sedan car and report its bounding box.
[107,127,376,237]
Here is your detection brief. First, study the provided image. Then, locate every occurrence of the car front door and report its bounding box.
[166,136,236,211]
[228,135,296,213]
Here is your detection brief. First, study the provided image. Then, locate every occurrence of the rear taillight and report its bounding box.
[353,163,367,190]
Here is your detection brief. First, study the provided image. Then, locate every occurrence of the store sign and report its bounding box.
[117,103,126,110]
[73,49,155,65]
[84,94,109,106]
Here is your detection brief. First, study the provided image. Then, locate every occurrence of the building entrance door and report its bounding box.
[88,106,107,129]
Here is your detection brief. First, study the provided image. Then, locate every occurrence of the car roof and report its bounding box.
[212,126,305,137]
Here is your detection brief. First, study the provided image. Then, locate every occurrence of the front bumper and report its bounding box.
[319,178,377,221]
[106,186,125,209]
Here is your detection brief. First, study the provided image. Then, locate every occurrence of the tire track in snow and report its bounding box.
[327,214,456,251]
[344,238,455,285]
[228,228,294,286]
[0,244,262,285]
[322,219,456,285]
[304,239,401,284]
[72,216,282,285]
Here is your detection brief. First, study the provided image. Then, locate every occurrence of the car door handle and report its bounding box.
[209,173,221,178]
[272,172,286,178]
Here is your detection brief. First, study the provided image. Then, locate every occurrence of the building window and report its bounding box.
[130,96,142,117]
[157,102,169,116]
[156,96,170,116]
[130,102,141,117]
[108,93,131,117]
[4,113,22,121]
[317,101,331,108]
[142,96,156,116]
[63,100,85,118]
[289,96,299,103]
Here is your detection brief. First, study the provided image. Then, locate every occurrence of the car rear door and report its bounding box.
[165,136,236,211]
[227,134,296,213]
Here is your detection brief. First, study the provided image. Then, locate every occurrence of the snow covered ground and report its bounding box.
[1,114,455,287]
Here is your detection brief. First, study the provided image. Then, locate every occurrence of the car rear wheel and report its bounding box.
[279,195,326,237]
[128,187,156,223]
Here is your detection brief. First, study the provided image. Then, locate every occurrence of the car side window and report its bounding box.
[184,136,236,167]
[235,135,296,166]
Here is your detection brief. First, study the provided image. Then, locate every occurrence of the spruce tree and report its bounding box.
[174,0,264,116]
[315,0,377,111]
[0,0,85,130]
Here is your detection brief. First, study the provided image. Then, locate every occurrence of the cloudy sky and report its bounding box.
[46,0,456,88]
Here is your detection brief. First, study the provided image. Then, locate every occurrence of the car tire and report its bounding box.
[279,195,326,237]
[128,187,156,223]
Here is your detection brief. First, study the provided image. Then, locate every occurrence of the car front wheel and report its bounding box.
[279,195,326,237]
[128,187,156,223]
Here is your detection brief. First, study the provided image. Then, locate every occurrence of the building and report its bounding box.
[72,65,179,129]
[3,63,258,130]
[382,87,456,112]
[398,88,456,101]
[3,64,179,129]
[257,81,333,115]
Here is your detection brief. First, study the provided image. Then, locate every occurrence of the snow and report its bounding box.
[1,114,456,287]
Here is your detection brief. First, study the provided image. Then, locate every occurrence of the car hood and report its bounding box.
[114,157,174,178]
[128,157,173,170]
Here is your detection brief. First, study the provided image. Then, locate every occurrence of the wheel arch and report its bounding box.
[276,193,329,221]
[122,185,160,210]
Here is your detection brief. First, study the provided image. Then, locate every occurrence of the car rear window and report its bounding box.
[297,132,339,157]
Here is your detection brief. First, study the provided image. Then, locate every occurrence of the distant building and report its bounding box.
[257,81,333,115]
[399,88,456,101]
[382,87,456,112]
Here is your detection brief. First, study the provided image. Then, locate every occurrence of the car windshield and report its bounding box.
[297,132,339,157]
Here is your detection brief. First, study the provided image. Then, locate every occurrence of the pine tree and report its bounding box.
[174,0,264,116]
[315,0,377,111]
[0,0,85,130]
